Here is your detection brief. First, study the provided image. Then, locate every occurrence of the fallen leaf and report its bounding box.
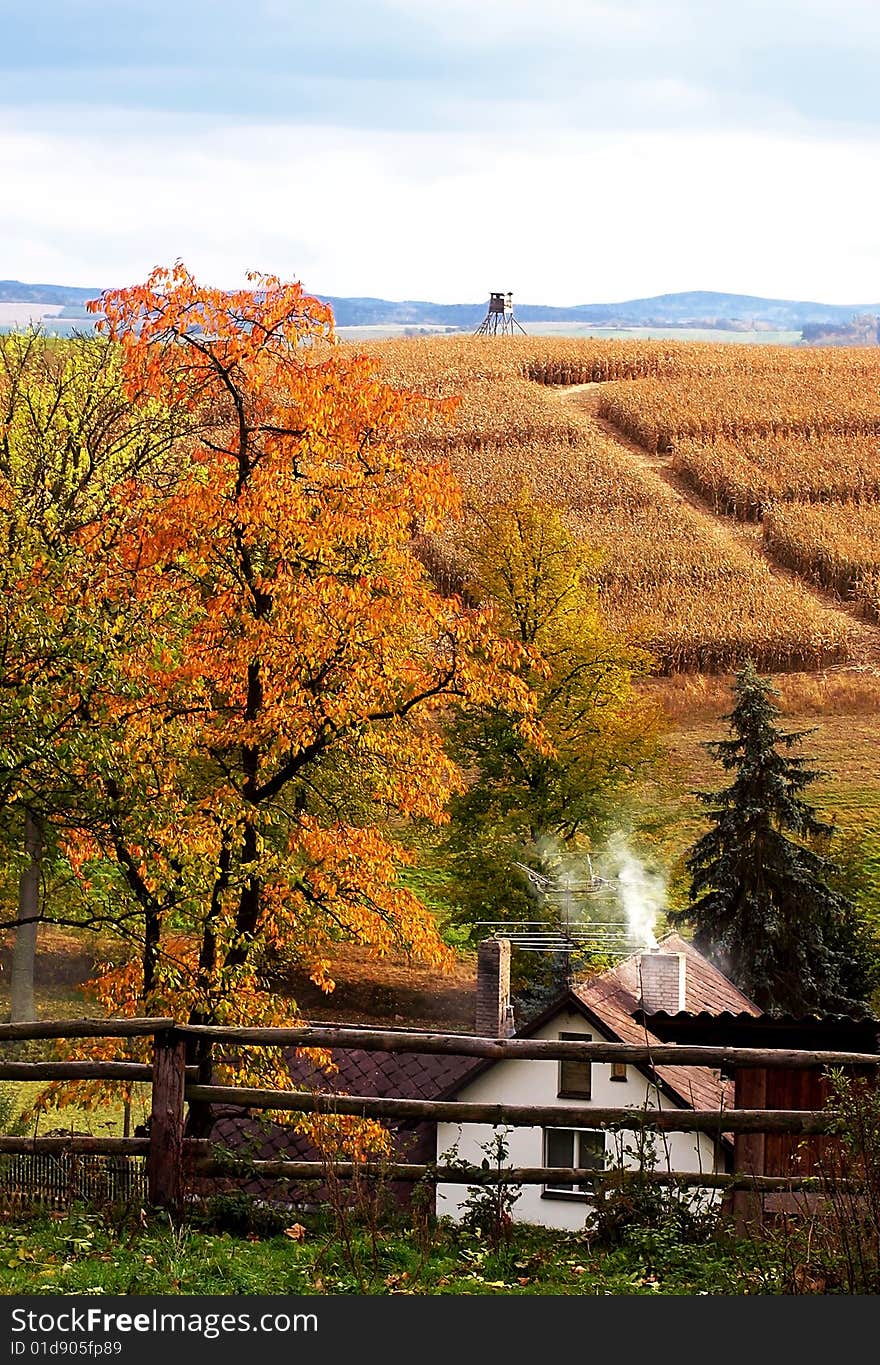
[284,1224,307,1242]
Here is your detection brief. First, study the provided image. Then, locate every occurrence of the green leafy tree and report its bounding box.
[670,662,877,1013]
[437,495,659,952]
[0,329,184,1019]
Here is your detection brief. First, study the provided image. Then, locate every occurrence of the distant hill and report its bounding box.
[2,279,879,331]
[313,289,880,330]
[0,280,99,308]
[558,290,880,330]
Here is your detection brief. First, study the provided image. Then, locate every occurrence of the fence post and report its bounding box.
[731,1065,767,1231]
[185,1034,215,1139]
[147,1028,187,1210]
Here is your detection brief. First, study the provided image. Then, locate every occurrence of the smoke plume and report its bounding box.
[605,833,664,950]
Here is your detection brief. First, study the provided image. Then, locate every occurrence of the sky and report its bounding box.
[1,0,879,304]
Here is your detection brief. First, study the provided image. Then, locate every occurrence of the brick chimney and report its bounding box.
[639,950,686,1015]
[476,937,514,1037]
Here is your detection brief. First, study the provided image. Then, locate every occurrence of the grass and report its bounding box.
[0,944,141,1137]
[0,1204,781,1296]
[1,1079,147,1141]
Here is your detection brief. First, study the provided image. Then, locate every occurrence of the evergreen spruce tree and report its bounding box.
[670,662,876,1014]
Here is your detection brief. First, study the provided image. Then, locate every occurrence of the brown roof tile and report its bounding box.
[206,1046,475,1184]
[571,933,760,1111]
[284,1045,475,1102]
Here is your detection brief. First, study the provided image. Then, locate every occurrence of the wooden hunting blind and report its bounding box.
[475,290,527,337]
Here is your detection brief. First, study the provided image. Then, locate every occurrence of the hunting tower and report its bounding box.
[474,291,527,337]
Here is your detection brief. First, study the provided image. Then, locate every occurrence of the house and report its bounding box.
[434,933,760,1230]
[207,932,763,1225]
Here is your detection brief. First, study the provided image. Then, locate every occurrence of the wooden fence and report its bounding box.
[2,1017,878,1212]
[0,1149,146,1210]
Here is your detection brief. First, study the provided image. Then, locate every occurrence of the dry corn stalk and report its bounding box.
[598,371,880,453]
[764,500,880,620]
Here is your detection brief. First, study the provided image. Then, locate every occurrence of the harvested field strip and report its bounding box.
[597,374,880,453]
[671,433,880,521]
[763,502,880,622]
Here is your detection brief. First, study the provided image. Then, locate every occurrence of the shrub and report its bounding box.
[189,1191,291,1240]
[588,1132,720,1250]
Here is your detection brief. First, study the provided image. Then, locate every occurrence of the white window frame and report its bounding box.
[542,1126,607,1199]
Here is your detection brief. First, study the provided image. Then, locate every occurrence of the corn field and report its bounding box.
[671,433,880,521]
[358,336,856,674]
[858,573,880,623]
[596,372,880,453]
[356,334,880,390]
[763,502,880,622]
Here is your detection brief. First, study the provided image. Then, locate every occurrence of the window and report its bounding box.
[610,1061,627,1082]
[543,1128,606,1196]
[558,1031,591,1098]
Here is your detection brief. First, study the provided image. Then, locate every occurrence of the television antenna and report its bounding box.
[476,857,641,956]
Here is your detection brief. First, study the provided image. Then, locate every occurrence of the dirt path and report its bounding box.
[553,384,880,675]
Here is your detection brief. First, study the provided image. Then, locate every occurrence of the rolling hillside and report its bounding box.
[2,279,880,331]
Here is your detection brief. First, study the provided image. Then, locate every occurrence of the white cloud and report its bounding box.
[2,109,880,303]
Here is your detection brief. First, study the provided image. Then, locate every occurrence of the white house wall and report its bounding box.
[435,1008,722,1233]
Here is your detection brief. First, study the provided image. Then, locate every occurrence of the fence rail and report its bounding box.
[183,1082,839,1134]
[0,1137,149,1156]
[1,1016,875,1211]
[0,1018,173,1041]
[0,1062,155,1082]
[186,1160,843,1192]
[177,1022,880,1070]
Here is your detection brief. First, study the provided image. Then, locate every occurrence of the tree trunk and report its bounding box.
[9,808,43,1023]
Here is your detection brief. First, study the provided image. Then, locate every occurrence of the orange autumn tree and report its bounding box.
[58,263,534,1096]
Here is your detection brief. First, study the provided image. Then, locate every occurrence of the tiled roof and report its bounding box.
[208,1046,476,1182]
[283,1045,475,1102]
[437,933,760,1114]
[571,932,760,1111]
